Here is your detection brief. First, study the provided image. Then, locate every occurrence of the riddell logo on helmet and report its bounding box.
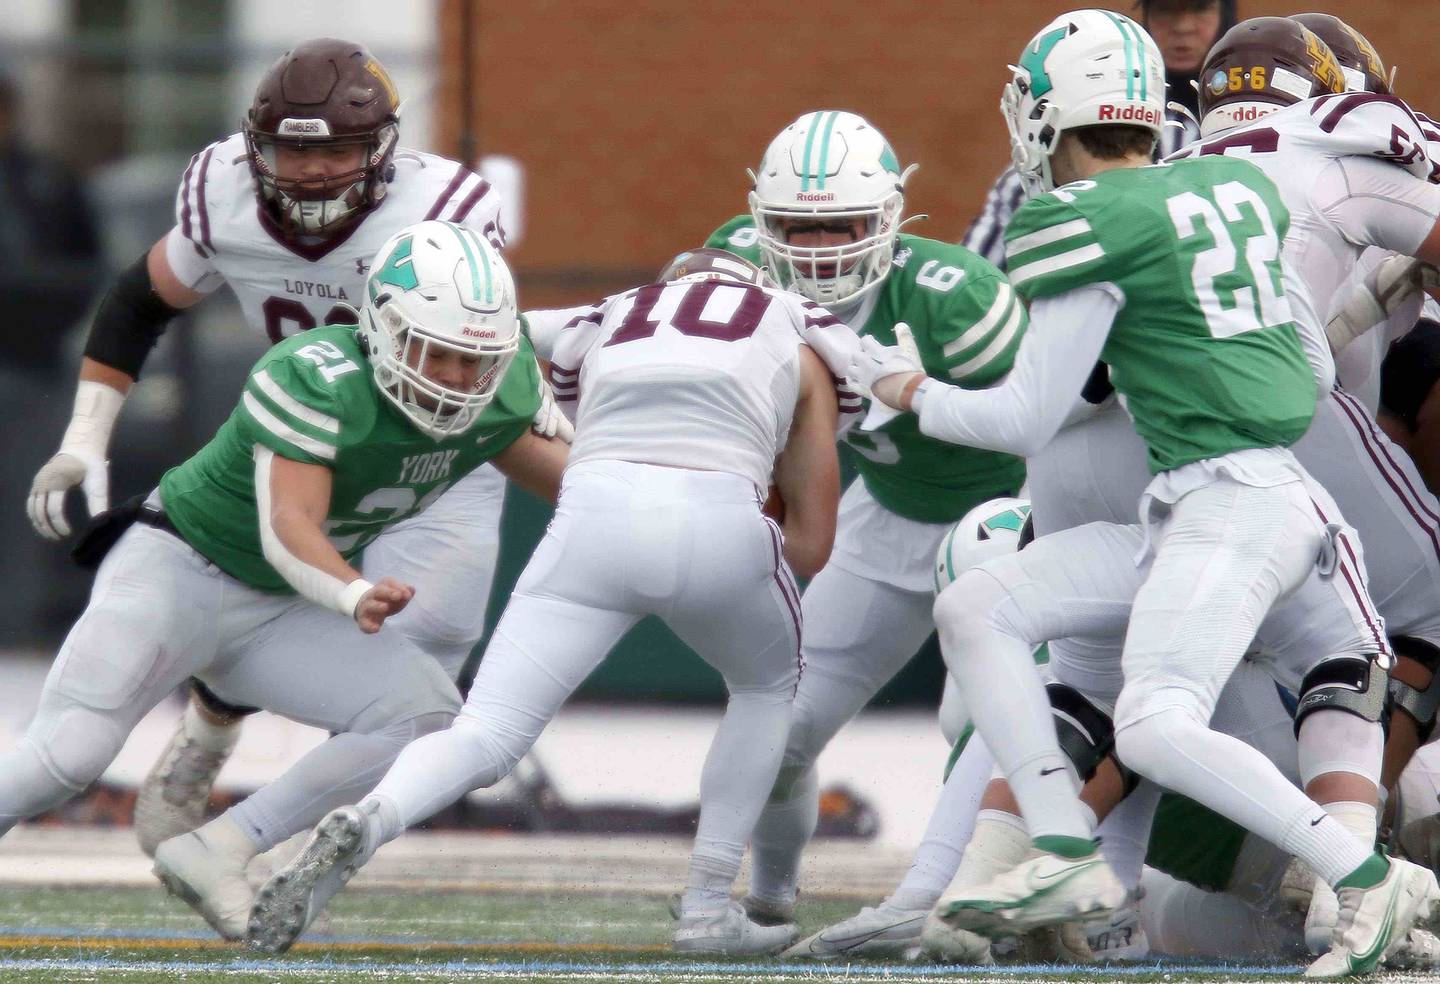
[1096,104,1161,125]
[1220,105,1273,124]
[463,326,497,339]
[796,191,837,202]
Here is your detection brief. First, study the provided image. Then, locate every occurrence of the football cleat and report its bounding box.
[247,806,375,953]
[1085,892,1149,961]
[672,901,796,955]
[1385,927,1440,970]
[1304,857,1440,977]
[134,715,240,857]
[938,850,1126,935]
[152,822,255,940]
[1305,879,1341,954]
[920,910,995,964]
[783,903,928,960]
[741,892,796,927]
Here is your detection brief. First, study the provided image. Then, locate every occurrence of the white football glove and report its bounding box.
[847,322,925,414]
[532,373,575,443]
[28,450,109,540]
[1326,255,1440,353]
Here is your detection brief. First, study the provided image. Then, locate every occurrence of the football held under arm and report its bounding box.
[910,285,1120,458]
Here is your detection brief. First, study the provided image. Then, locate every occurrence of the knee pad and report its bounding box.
[933,567,1014,660]
[1388,636,1440,743]
[1047,682,1139,794]
[29,704,129,792]
[1293,655,1388,739]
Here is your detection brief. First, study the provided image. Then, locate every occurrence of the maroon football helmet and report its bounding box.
[1198,17,1347,136]
[243,38,400,239]
[1291,14,1390,95]
[657,247,771,287]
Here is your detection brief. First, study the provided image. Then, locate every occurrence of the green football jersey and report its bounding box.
[159,324,540,593]
[706,217,1026,523]
[1003,156,1316,474]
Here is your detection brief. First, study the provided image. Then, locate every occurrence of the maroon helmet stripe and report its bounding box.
[195,146,217,256]
[449,177,493,224]
[425,165,473,222]
[179,154,199,249]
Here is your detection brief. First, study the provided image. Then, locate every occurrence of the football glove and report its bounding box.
[847,322,925,411]
[532,372,575,443]
[1326,255,1440,353]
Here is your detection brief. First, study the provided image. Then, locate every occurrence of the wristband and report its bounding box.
[338,578,375,620]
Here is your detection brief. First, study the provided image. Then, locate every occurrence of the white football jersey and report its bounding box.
[164,132,505,343]
[1170,93,1440,327]
[551,278,817,488]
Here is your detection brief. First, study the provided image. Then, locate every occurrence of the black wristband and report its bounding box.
[82,252,183,378]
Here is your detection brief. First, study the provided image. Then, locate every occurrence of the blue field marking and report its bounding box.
[0,954,1313,978]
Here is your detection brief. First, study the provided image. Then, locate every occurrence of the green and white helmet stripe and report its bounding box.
[933,497,1032,593]
[446,221,498,309]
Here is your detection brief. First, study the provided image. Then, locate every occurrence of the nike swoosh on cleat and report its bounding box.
[816,915,926,951]
[1348,874,1399,973]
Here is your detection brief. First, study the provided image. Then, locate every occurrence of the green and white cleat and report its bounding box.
[937,848,1126,936]
[1304,857,1440,978]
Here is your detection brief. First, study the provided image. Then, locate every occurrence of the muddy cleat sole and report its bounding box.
[247,807,366,954]
[783,903,928,959]
[134,716,239,857]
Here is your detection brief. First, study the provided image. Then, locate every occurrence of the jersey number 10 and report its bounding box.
[605,280,772,347]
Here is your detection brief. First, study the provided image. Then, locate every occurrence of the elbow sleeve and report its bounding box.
[83,252,183,378]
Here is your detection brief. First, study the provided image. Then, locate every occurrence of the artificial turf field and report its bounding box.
[0,827,1424,984]
[0,882,1415,984]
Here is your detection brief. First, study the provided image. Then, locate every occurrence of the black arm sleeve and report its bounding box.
[82,252,184,379]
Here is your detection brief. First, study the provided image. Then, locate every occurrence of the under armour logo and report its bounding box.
[355,258,371,276]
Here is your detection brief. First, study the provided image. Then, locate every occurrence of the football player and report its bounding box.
[245,248,843,956]
[0,223,566,941]
[23,39,553,859]
[849,11,1439,975]
[702,111,1029,927]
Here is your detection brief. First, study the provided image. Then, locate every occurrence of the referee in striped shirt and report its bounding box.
[963,0,1237,266]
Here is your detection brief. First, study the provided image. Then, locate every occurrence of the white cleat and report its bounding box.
[937,850,1126,936]
[1085,892,1149,962]
[1304,857,1440,978]
[1305,878,1340,955]
[152,827,254,940]
[920,910,995,964]
[672,901,796,955]
[783,903,928,960]
[1385,927,1440,970]
[247,806,373,953]
[134,715,240,857]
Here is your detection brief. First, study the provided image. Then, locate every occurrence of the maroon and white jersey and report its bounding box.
[550,278,820,488]
[1170,93,1440,326]
[164,132,504,344]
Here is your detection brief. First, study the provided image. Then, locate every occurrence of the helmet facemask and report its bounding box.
[1001,74,1063,196]
[749,193,904,308]
[245,120,398,238]
[364,301,517,440]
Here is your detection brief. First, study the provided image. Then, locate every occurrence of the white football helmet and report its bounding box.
[1002,10,1166,194]
[933,497,1033,594]
[359,220,520,439]
[748,110,915,309]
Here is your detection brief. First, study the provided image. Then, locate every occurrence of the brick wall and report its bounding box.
[438,1,1438,306]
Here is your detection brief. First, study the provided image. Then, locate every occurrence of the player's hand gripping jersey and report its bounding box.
[159,325,539,593]
[168,133,504,342]
[1004,155,1316,472]
[548,274,828,489]
[708,218,1025,522]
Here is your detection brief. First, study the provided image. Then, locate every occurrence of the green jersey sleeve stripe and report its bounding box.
[941,283,1016,360]
[241,391,337,461]
[1005,218,1095,259]
[948,298,1024,380]
[1008,243,1107,287]
[250,369,341,435]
